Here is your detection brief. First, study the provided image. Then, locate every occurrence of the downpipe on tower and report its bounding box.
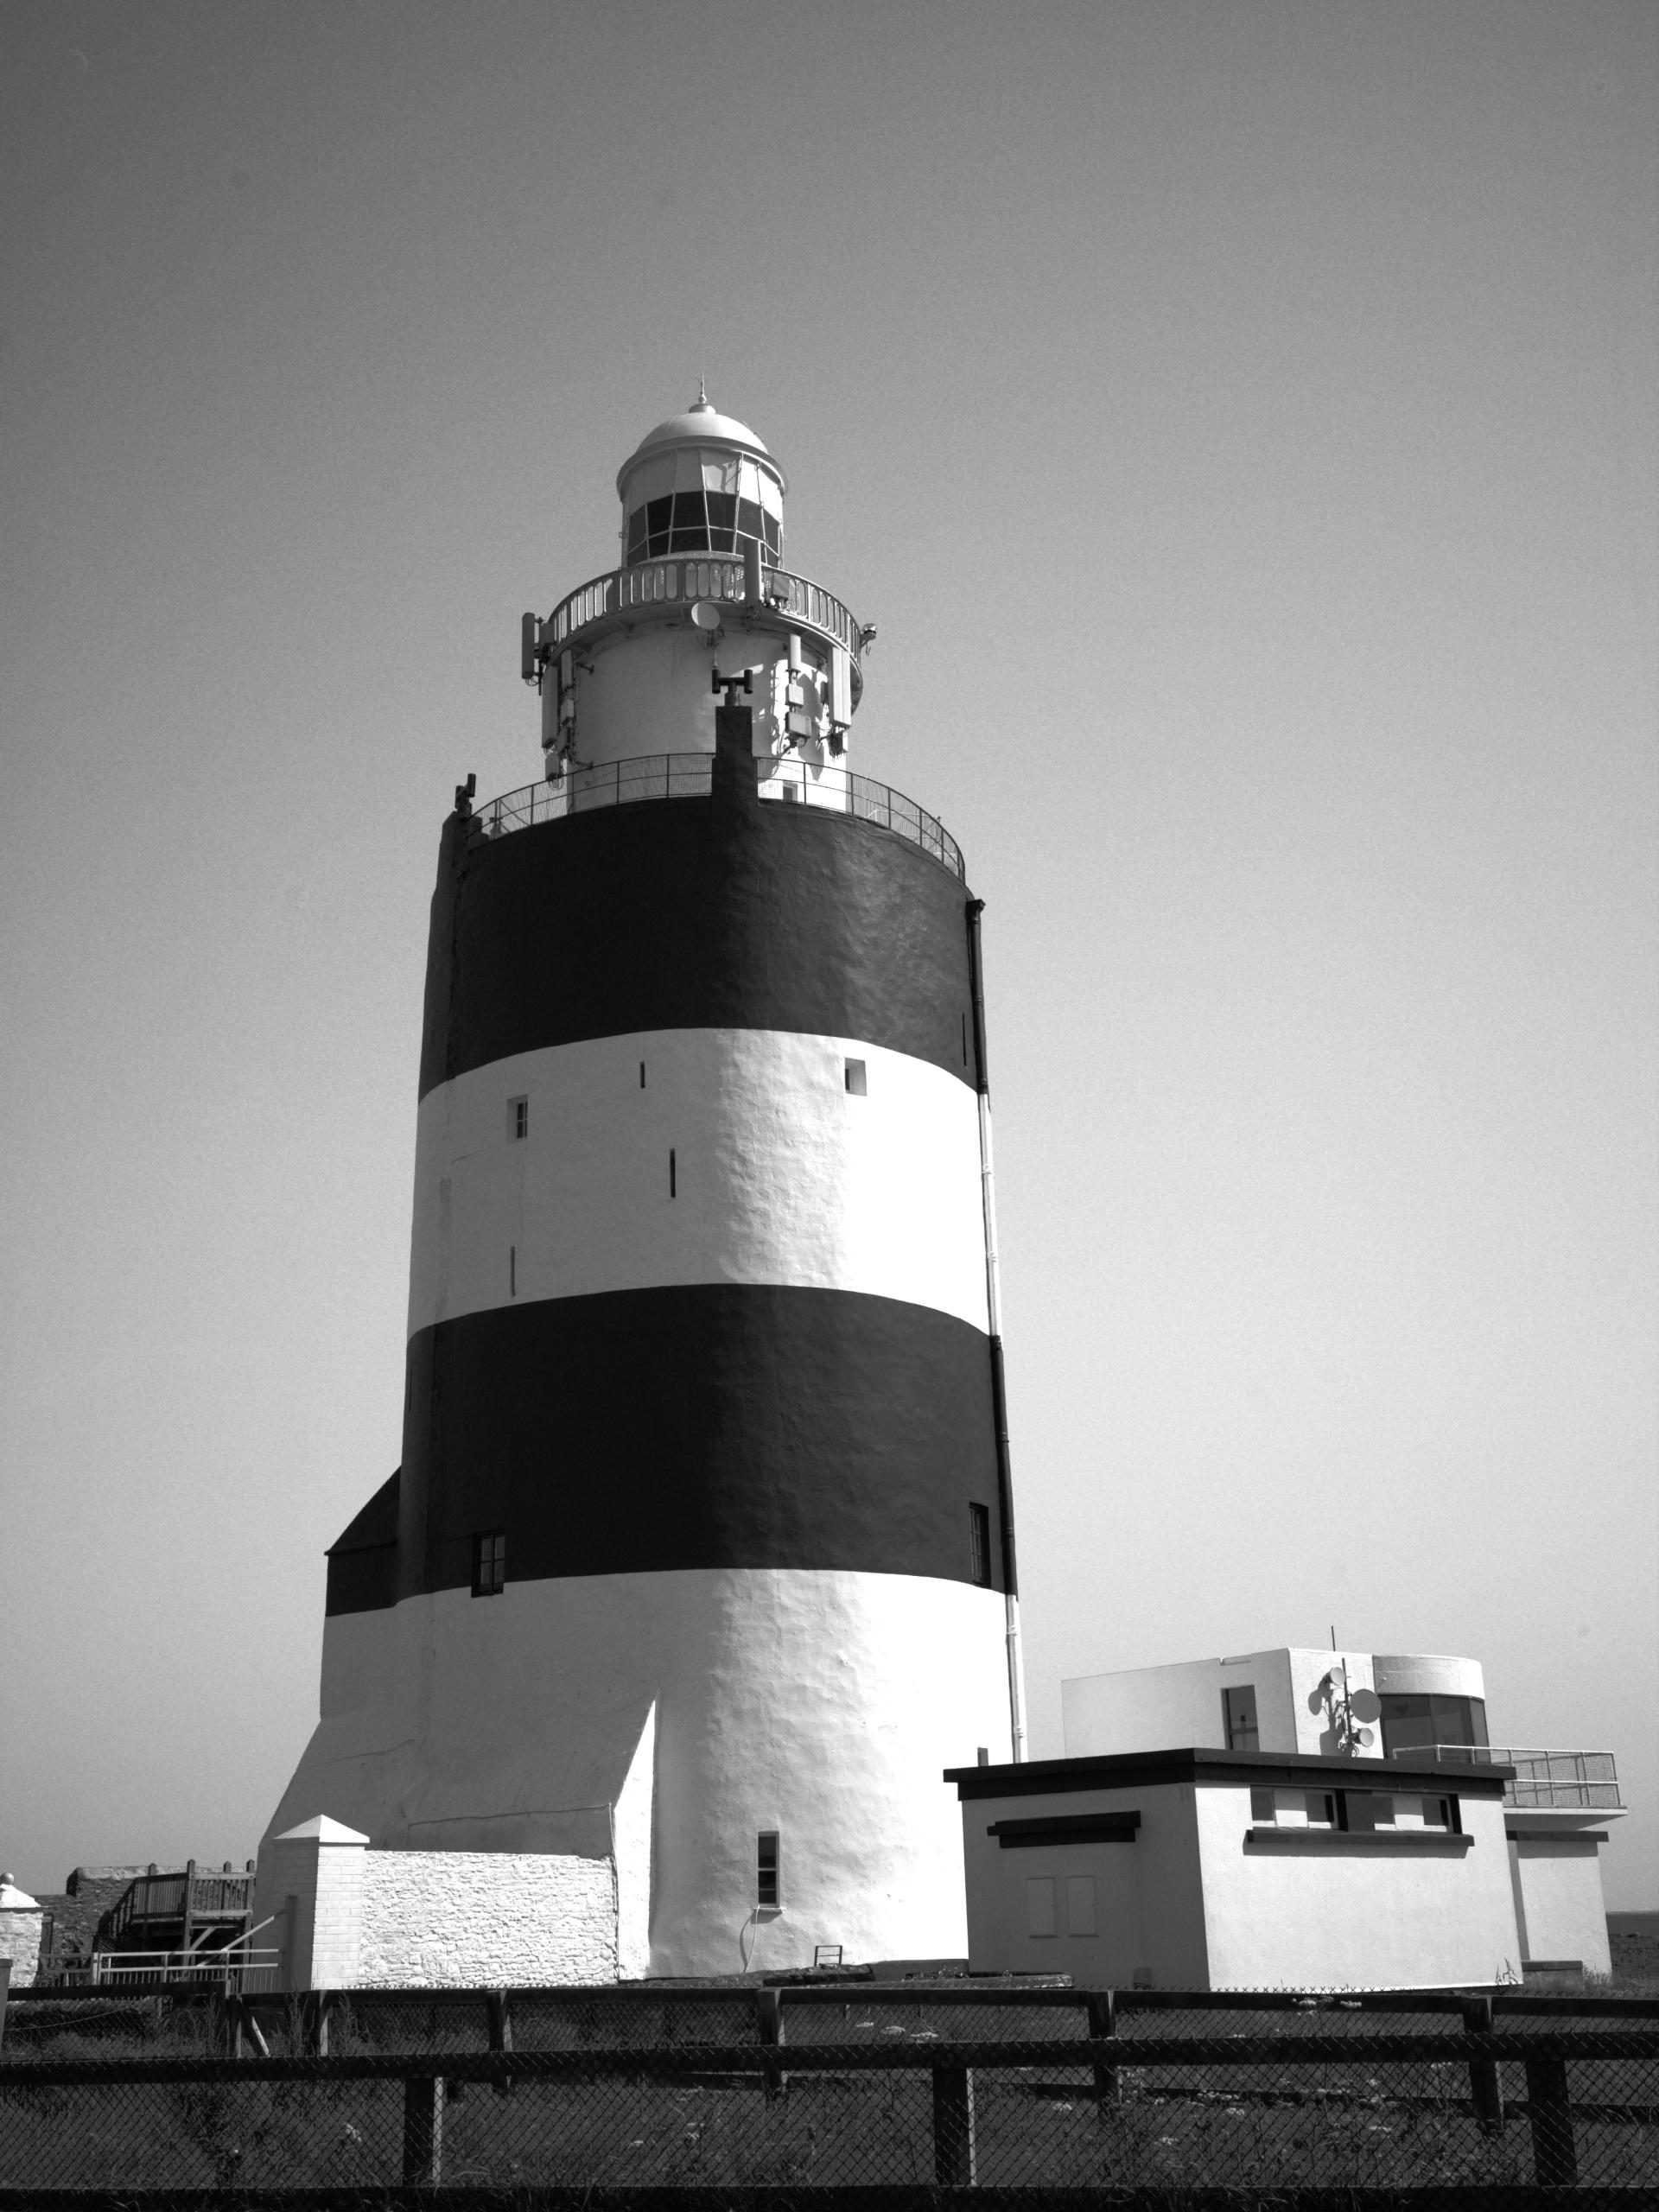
[966,897,1028,1762]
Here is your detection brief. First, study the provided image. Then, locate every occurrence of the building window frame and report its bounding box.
[472,1529,507,1598]
[756,1830,781,1908]
[969,1503,993,1588]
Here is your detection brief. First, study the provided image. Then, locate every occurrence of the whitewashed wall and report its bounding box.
[960,1777,1522,1991]
[255,1821,622,1989]
[1509,1835,1613,1976]
[0,1889,42,1990]
[1196,1787,1520,1989]
[358,1852,616,1986]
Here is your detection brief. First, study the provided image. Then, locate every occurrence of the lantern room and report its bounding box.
[616,392,786,570]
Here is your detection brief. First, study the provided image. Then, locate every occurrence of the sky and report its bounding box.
[3,0,1654,1913]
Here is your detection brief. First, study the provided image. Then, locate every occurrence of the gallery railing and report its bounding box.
[543,559,864,670]
[468,754,965,881]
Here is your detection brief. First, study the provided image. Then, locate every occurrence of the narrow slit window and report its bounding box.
[969,1503,992,1588]
[844,1059,867,1096]
[472,1529,506,1598]
[670,1148,677,1198]
[639,1062,645,1089]
[509,1244,517,1297]
[757,1831,780,1907]
[508,1096,528,1141]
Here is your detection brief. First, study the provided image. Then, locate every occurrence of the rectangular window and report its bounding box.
[509,1244,517,1297]
[639,1062,645,1088]
[1342,1792,1395,1833]
[508,1096,528,1141]
[1260,1789,1336,1829]
[1223,1685,1260,1751]
[1026,1877,1057,1936]
[844,1058,867,1095]
[969,1503,992,1588]
[670,1148,677,1198]
[1065,1875,1097,1936]
[472,1529,506,1598]
[757,1831,780,1908]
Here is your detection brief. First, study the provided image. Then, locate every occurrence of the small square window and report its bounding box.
[1026,1877,1056,1937]
[844,1059,867,1095]
[969,1503,992,1588]
[757,1831,780,1908]
[1250,1787,1275,1824]
[508,1096,528,1141]
[472,1529,506,1597]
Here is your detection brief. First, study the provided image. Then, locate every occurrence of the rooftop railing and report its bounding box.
[1395,1745,1623,1812]
[468,753,965,880]
[543,559,865,677]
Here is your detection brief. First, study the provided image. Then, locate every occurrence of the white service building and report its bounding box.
[1058,1647,1622,1980]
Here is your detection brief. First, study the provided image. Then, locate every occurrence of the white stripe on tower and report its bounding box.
[406,1029,988,1337]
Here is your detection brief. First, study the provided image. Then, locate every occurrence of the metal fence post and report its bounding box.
[757,1986,785,2105]
[931,2060,976,2186]
[1523,2054,1576,2185]
[1087,1988,1120,2114]
[1459,1994,1503,2133]
[403,2072,443,2185]
[486,1988,513,2097]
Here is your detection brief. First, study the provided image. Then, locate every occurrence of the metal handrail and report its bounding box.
[468,753,965,881]
[542,559,864,671]
[87,1948,281,1987]
[1393,1744,1623,1810]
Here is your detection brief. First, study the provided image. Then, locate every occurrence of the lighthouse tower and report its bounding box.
[261,396,1027,1974]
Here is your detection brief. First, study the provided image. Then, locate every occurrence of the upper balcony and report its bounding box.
[538,560,867,709]
[467,752,965,882]
[1398,1745,1624,1819]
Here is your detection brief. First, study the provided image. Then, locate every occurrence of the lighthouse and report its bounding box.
[261,395,1027,1975]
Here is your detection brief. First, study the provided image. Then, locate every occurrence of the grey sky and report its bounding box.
[3,0,1655,1909]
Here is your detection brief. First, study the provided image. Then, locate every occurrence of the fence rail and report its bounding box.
[1400,1745,1624,1812]
[3,1981,1654,2196]
[469,755,965,880]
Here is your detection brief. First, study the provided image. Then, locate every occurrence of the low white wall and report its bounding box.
[1510,1835,1612,1975]
[256,1822,620,1988]
[359,1852,616,1986]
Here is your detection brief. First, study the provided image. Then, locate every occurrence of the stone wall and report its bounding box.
[358,1851,616,1986]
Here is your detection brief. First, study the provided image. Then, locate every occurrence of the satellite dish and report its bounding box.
[690,601,721,632]
[1350,1688,1382,1723]
[1357,1726,1376,1746]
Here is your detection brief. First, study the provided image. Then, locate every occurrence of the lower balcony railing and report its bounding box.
[469,753,965,880]
[1395,1745,1623,1811]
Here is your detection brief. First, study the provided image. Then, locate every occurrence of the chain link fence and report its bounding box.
[3,1980,1656,2199]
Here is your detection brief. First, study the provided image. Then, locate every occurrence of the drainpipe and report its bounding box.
[966,897,1028,1763]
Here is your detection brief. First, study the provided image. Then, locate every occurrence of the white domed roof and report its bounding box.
[616,391,781,496]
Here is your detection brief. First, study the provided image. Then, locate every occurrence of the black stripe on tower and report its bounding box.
[419,732,978,1098]
[333,1283,1008,1613]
